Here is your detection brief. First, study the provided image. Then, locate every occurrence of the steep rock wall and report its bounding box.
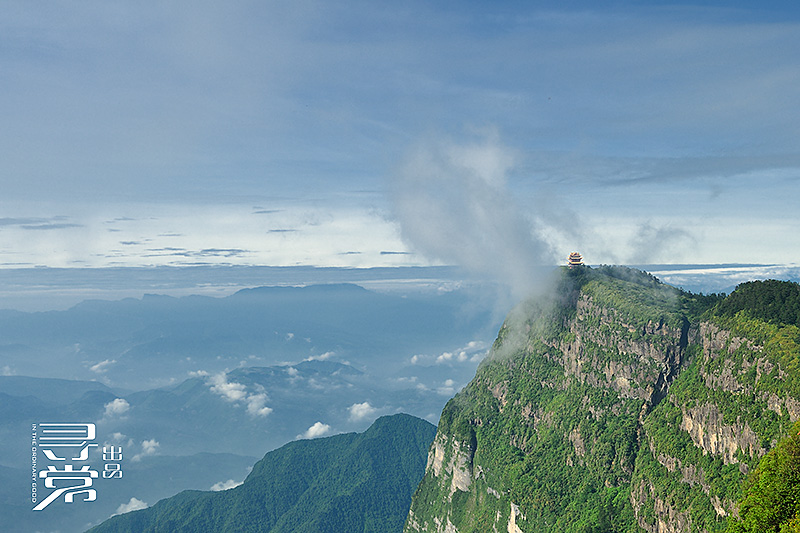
[405,271,800,533]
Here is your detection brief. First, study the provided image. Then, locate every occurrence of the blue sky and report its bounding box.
[1,1,799,277]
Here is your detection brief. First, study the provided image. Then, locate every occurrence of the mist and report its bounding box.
[390,134,557,303]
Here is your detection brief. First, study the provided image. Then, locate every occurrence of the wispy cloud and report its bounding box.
[411,340,489,366]
[0,216,82,230]
[627,222,697,264]
[303,351,334,362]
[0,217,45,226]
[437,379,458,396]
[392,133,556,299]
[210,479,243,491]
[20,223,83,230]
[90,359,116,374]
[143,247,251,258]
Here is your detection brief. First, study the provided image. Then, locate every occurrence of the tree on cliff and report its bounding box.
[727,422,800,533]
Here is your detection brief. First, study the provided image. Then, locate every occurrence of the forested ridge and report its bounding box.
[405,268,800,533]
[87,414,435,533]
[713,280,800,328]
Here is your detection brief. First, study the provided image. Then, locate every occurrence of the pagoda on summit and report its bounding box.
[567,252,584,268]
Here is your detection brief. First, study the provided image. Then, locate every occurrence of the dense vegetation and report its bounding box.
[407,267,692,532]
[714,280,800,327]
[88,414,435,533]
[725,421,800,533]
[405,268,800,533]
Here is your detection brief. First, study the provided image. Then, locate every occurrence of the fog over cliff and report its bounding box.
[391,134,558,304]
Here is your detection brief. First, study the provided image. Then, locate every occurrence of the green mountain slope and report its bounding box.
[405,267,800,533]
[88,413,435,533]
[725,420,800,532]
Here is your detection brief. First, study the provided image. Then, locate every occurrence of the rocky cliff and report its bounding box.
[405,268,800,533]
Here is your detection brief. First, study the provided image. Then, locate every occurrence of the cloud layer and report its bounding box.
[2,3,799,269]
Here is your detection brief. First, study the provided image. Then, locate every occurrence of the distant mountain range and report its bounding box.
[0,283,497,533]
[0,283,498,390]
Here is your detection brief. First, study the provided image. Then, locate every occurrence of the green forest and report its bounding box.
[406,268,800,533]
[726,420,800,532]
[88,414,435,533]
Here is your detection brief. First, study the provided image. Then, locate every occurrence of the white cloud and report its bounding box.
[113,497,148,516]
[106,432,135,449]
[437,379,458,396]
[103,398,130,418]
[141,439,159,454]
[303,351,334,362]
[206,372,273,417]
[348,402,377,422]
[307,378,327,390]
[471,352,487,363]
[436,351,467,364]
[414,340,490,366]
[132,439,160,462]
[1,365,14,376]
[109,432,128,443]
[188,369,209,378]
[299,422,331,439]
[90,359,116,374]
[210,479,243,491]
[208,372,248,402]
[246,393,273,417]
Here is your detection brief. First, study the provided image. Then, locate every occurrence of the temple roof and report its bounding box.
[567,252,584,267]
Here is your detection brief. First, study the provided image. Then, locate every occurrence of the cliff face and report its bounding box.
[404,268,800,533]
